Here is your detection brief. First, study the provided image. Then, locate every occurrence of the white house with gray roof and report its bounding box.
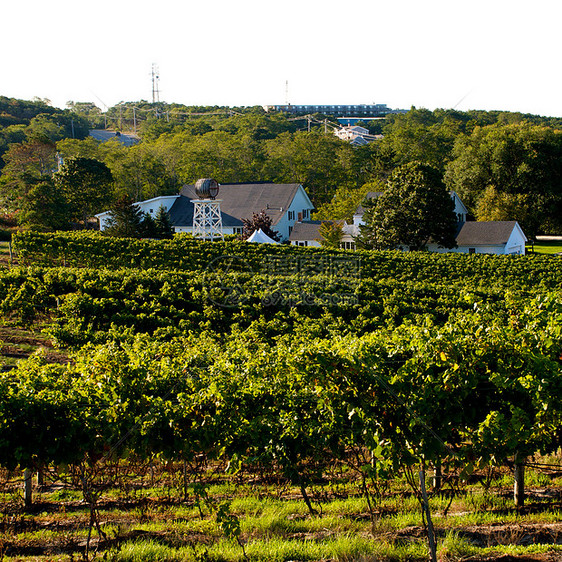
[426,221,527,255]
[96,182,314,242]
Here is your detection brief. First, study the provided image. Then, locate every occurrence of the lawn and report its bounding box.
[527,239,562,255]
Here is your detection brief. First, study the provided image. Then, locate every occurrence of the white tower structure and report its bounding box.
[151,64,160,104]
[191,178,224,241]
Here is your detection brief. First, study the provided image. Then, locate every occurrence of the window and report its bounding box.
[469,248,476,254]
[302,209,309,219]
[288,226,293,235]
[340,241,356,251]
[298,241,308,247]
[288,210,295,221]
[233,227,243,235]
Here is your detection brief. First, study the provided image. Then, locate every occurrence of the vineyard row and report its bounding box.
[1,293,561,507]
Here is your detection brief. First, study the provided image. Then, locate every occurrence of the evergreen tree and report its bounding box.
[355,197,381,250]
[139,212,159,238]
[154,206,175,239]
[103,196,144,238]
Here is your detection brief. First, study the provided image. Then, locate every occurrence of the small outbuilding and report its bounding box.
[426,221,527,255]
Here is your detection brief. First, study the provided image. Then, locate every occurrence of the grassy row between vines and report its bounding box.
[3,463,562,561]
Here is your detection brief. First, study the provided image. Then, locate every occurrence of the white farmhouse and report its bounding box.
[96,182,315,242]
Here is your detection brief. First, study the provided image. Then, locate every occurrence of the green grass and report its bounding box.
[47,487,83,501]
[109,536,430,562]
[6,463,562,562]
[527,240,562,254]
[0,240,13,263]
[110,539,185,561]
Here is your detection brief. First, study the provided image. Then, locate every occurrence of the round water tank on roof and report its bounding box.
[195,178,220,199]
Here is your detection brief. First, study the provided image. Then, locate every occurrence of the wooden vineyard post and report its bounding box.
[419,470,437,562]
[514,454,525,508]
[183,460,188,501]
[432,461,442,492]
[24,469,32,508]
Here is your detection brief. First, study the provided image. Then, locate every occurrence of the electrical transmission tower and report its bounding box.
[151,64,160,103]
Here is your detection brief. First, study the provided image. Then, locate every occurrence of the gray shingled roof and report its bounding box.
[172,182,302,227]
[167,196,193,227]
[456,221,522,245]
[289,220,344,242]
[168,195,243,227]
[289,221,323,241]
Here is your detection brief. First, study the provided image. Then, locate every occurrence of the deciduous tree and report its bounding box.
[475,186,539,237]
[357,161,457,251]
[241,210,280,241]
[444,123,562,235]
[17,176,71,231]
[2,140,57,178]
[54,157,113,226]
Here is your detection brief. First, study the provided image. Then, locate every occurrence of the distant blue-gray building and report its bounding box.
[263,104,393,117]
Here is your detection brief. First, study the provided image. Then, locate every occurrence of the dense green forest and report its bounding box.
[1,96,562,235]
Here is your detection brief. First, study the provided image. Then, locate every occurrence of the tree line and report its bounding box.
[1,97,562,236]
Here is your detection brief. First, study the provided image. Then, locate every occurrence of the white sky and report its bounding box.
[2,0,562,117]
